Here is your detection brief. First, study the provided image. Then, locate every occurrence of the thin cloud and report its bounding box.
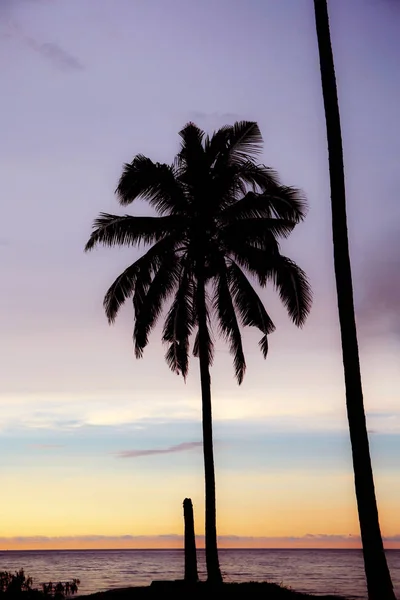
[1,2,84,72]
[0,0,57,19]
[191,111,243,120]
[116,441,202,459]
[25,37,84,71]
[28,443,64,450]
[189,111,244,127]
[357,230,400,338]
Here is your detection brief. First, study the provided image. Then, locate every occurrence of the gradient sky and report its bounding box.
[1,0,399,550]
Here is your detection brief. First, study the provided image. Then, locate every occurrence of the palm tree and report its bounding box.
[85,121,312,583]
[313,2,395,598]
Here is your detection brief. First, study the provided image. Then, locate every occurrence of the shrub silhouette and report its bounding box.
[0,570,79,599]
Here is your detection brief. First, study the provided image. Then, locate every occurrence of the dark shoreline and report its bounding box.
[81,581,349,600]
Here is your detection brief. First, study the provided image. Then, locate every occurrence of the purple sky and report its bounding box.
[0,0,399,546]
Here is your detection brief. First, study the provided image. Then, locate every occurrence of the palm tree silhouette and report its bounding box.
[313,2,395,598]
[85,121,312,583]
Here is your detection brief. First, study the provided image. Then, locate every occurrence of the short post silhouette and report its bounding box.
[183,498,198,583]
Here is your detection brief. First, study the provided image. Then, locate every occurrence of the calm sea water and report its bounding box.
[0,549,399,599]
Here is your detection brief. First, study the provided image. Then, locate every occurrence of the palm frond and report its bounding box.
[178,122,205,151]
[231,161,281,193]
[175,123,207,193]
[177,123,205,167]
[218,192,274,220]
[223,222,281,258]
[116,155,187,214]
[165,343,190,380]
[214,161,278,210]
[259,334,269,357]
[226,244,312,326]
[226,241,270,283]
[103,236,176,323]
[192,328,214,367]
[220,187,307,223]
[208,164,247,212]
[213,261,246,384]
[209,160,305,216]
[225,121,263,166]
[102,262,140,324]
[227,260,275,358]
[163,268,196,379]
[207,123,264,208]
[221,217,295,242]
[267,256,312,327]
[204,126,231,166]
[133,254,181,358]
[259,186,308,222]
[132,262,151,319]
[192,331,199,358]
[85,213,184,252]
[192,292,214,367]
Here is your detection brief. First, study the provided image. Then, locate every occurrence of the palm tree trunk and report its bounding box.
[313,2,395,599]
[196,270,222,584]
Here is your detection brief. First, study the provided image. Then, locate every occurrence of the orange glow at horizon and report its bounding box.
[2,469,399,553]
[1,537,399,551]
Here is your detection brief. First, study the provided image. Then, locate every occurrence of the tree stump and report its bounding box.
[183,498,198,583]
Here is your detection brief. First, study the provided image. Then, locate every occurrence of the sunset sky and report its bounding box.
[1,0,399,550]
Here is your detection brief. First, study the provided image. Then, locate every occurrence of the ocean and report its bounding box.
[0,549,399,599]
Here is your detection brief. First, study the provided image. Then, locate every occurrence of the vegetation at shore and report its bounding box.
[0,570,80,600]
[0,573,351,600]
[83,581,347,600]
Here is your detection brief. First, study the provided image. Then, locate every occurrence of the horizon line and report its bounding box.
[0,546,371,551]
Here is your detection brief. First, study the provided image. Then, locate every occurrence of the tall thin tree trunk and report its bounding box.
[313,2,395,598]
[196,271,222,584]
